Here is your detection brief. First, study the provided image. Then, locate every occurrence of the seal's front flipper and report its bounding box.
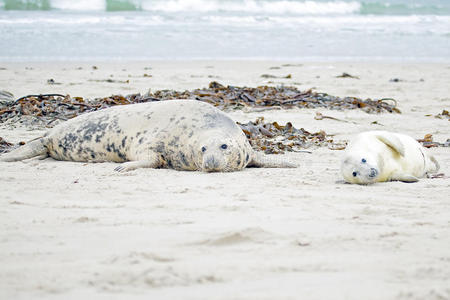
[390,172,419,183]
[374,132,405,156]
[114,160,159,172]
[248,152,297,168]
[0,138,48,162]
[114,152,163,172]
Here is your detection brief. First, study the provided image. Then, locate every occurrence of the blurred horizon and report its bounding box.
[1,0,450,15]
[1,0,449,62]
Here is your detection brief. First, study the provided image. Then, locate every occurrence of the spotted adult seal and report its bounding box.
[341,130,439,184]
[0,100,296,172]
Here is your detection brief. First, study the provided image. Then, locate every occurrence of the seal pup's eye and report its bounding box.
[361,158,367,163]
[221,144,228,150]
[352,171,357,177]
[201,146,207,153]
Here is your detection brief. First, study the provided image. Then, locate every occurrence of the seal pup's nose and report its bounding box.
[369,168,378,178]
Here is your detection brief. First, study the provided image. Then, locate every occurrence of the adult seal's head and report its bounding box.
[196,130,251,172]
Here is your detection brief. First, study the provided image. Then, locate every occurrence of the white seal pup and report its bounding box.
[341,130,439,184]
[0,100,296,172]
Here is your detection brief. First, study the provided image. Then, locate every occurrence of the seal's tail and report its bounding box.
[0,138,48,162]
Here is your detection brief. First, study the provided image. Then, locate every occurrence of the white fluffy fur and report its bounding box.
[341,131,439,184]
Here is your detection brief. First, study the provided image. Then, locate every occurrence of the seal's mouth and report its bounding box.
[345,167,379,184]
[202,155,221,172]
[357,168,379,184]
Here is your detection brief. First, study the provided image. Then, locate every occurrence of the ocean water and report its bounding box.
[0,0,449,62]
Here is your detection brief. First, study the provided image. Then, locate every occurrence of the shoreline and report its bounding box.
[2,57,450,63]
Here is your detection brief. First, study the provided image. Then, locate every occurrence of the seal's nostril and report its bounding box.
[204,156,220,171]
[369,168,378,178]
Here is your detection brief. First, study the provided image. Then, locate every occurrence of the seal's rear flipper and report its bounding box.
[248,152,297,168]
[0,138,48,162]
[429,155,440,172]
[390,172,419,183]
[374,132,405,156]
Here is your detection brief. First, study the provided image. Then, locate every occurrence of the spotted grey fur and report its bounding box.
[0,100,296,172]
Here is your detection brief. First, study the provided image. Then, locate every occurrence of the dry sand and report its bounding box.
[0,61,449,300]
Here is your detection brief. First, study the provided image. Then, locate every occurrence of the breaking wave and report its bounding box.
[1,0,448,15]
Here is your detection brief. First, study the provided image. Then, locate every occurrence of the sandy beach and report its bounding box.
[0,61,449,300]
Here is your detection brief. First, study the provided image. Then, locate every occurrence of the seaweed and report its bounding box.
[417,134,450,148]
[336,73,359,79]
[145,82,399,113]
[435,110,449,121]
[238,117,347,154]
[0,82,401,125]
[0,137,14,154]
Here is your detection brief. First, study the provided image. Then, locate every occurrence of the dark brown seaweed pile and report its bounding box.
[0,82,400,124]
[0,137,15,154]
[417,134,450,148]
[148,82,400,113]
[238,117,347,154]
[0,93,148,123]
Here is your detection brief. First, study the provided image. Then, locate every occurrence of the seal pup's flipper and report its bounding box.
[429,155,440,172]
[374,132,405,156]
[248,152,297,168]
[0,138,48,162]
[390,172,419,183]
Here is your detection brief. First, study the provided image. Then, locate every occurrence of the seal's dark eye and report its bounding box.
[201,146,206,152]
[352,171,357,177]
[362,158,367,163]
[221,144,228,150]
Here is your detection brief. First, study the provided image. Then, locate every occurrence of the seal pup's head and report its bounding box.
[341,152,381,184]
[196,134,250,172]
